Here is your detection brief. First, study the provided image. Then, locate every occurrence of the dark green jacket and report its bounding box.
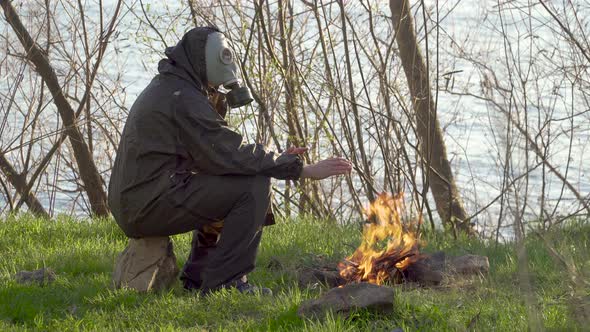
[108,28,301,232]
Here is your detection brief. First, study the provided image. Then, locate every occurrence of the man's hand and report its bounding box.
[300,157,352,180]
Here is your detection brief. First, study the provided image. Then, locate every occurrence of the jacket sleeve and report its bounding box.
[173,92,303,180]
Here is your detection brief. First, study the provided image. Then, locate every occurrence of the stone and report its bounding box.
[113,237,179,292]
[404,252,490,284]
[404,260,443,285]
[449,255,489,275]
[297,282,395,318]
[423,251,447,271]
[297,267,344,288]
[404,251,445,285]
[14,267,56,285]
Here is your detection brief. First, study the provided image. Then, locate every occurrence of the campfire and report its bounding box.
[295,191,490,295]
[298,192,491,318]
[338,192,422,285]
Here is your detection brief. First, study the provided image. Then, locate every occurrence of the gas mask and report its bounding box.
[205,32,253,108]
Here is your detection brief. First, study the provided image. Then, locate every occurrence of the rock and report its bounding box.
[450,255,489,275]
[405,252,489,283]
[297,267,344,288]
[404,252,445,285]
[14,267,56,285]
[424,251,447,271]
[404,260,443,286]
[404,253,490,285]
[113,237,179,292]
[297,282,395,318]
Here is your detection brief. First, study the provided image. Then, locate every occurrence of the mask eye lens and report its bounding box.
[219,48,234,64]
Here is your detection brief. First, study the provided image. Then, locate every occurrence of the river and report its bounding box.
[1,0,588,240]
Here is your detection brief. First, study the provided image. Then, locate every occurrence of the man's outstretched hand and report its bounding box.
[300,157,352,180]
[280,147,352,180]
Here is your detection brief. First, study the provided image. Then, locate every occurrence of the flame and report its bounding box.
[338,192,420,285]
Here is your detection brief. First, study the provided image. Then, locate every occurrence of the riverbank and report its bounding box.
[0,215,588,330]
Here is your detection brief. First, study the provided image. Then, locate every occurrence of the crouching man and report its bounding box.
[108,27,351,295]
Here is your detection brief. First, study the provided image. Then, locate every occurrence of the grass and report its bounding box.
[0,214,588,331]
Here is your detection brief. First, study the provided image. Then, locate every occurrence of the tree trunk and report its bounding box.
[0,153,49,218]
[389,0,474,235]
[2,0,109,216]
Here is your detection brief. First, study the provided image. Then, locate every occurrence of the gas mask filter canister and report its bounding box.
[205,32,253,108]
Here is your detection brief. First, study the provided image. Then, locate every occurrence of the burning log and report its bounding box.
[339,251,418,284]
[338,193,420,285]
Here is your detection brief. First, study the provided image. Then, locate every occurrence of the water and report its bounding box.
[421,0,590,236]
[1,0,588,239]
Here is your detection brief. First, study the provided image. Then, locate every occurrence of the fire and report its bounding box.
[338,192,420,285]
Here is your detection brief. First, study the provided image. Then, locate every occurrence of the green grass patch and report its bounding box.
[0,214,588,331]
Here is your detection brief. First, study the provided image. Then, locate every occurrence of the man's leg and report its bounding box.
[163,174,270,291]
[180,221,223,290]
[198,175,270,291]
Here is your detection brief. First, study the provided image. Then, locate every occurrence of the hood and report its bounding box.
[157,26,220,92]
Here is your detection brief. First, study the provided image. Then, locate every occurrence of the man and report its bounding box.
[108,27,351,294]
